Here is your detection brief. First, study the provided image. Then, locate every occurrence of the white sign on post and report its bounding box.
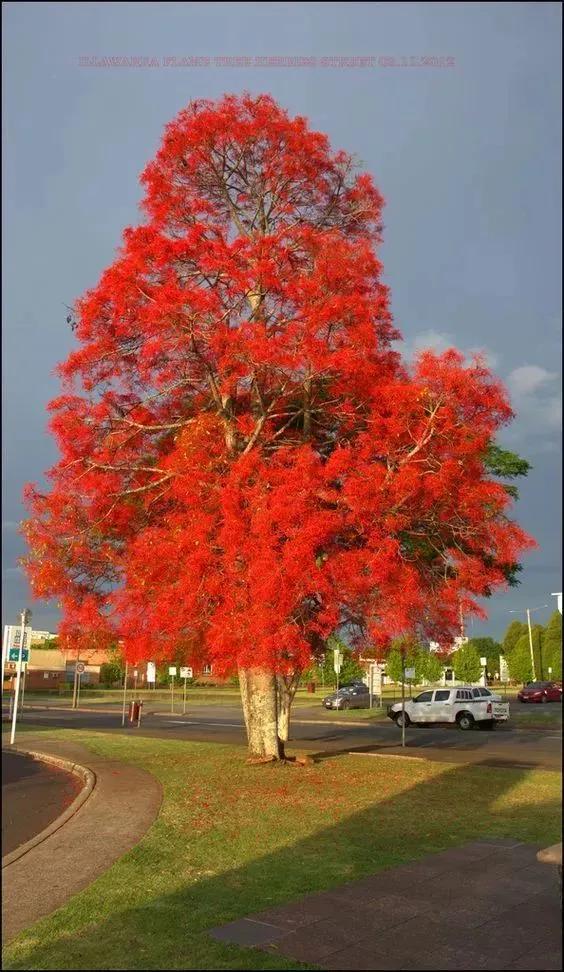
[480,657,487,667]
[2,625,32,683]
[169,667,177,677]
[146,662,156,683]
[180,667,193,679]
[499,656,509,683]
[333,650,343,674]
[404,667,416,680]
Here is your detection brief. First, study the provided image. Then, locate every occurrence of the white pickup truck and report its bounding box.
[387,686,510,731]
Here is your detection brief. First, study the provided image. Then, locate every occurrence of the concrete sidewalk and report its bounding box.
[2,736,162,943]
[211,838,562,970]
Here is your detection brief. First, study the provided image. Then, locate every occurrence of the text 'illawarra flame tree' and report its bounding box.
[23,94,534,760]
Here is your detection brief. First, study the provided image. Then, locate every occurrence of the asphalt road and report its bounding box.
[1,750,82,857]
[3,702,561,770]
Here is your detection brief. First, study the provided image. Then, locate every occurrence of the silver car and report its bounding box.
[322,684,370,710]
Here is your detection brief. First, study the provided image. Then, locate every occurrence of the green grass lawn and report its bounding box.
[2,728,561,971]
[510,709,562,729]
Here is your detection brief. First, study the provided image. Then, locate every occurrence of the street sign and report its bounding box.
[8,648,29,663]
[180,667,193,679]
[404,667,416,680]
[169,666,177,677]
[76,662,85,674]
[6,626,32,649]
[499,656,509,683]
[480,657,487,667]
[333,649,343,674]
[146,662,156,683]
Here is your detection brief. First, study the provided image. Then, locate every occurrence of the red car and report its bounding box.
[517,681,563,703]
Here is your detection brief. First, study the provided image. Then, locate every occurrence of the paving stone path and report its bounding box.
[210,839,562,970]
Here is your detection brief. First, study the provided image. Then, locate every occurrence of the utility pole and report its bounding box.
[508,605,547,683]
[526,609,536,682]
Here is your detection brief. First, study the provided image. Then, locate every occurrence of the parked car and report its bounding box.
[387,686,510,730]
[471,686,502,702]
[322,684,370,710]
[517,681,563,703]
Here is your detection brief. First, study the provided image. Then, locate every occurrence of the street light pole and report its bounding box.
[526,608,536,682]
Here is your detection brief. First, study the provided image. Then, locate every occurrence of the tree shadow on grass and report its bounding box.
[2,750,561,971]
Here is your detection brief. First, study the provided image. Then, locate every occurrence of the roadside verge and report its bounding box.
[2,735,162,944]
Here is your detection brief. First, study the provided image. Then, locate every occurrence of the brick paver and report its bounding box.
[210,839,562,970]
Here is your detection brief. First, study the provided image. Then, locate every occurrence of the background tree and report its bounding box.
[529,623,546,680]
[467,636,502,676]
[506,633,534,684]
[22,93,535,762]
[99,642,125,686]
[308,636,366,689]
[417,649,444,684]
[543,610,562,679]
[452,642,482,683]
[385,648,411,684]
[503,619,527,656]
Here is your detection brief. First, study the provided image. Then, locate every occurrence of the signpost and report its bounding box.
[75,661,85,707]
[333,648,343,693]
[169,666,177,713]
[121,661,129,726]
[180,667,193,714]
[133,668,139,693]
[480,656,488,687]
[10,609,31,745]
[368,663,383,709]
[400,657,407,748]
[147,661,156,689]
[3,624,32,701]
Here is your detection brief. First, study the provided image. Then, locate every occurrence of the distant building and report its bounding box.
[3,642,112,691]
[30,630,57,645]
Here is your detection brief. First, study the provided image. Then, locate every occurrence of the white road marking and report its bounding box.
[163,720,243,728]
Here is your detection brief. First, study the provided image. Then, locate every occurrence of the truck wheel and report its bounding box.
[456,712,474,731]
[395,712,410,728]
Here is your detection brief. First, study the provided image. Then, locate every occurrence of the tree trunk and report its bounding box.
[239,667,281,761]
[276,672,301,759]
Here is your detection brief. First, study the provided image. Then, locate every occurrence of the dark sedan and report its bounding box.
[322,684,370,710]
[517,681,562,703]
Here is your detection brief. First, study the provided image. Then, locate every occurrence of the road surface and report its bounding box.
[2,702,561,770]
[1,750,82,857]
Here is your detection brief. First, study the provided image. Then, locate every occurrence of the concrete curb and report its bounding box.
[347,750,427,762]
[1,748,96,868]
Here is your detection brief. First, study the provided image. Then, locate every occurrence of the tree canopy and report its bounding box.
[467,636,502,675]
[543,610,562,679]
[22,93,535,685]
[452,641,482,683]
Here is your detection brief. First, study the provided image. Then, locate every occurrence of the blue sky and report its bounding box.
[2,2,561,638]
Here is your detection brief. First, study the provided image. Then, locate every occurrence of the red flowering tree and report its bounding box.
[23,93,534,760]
